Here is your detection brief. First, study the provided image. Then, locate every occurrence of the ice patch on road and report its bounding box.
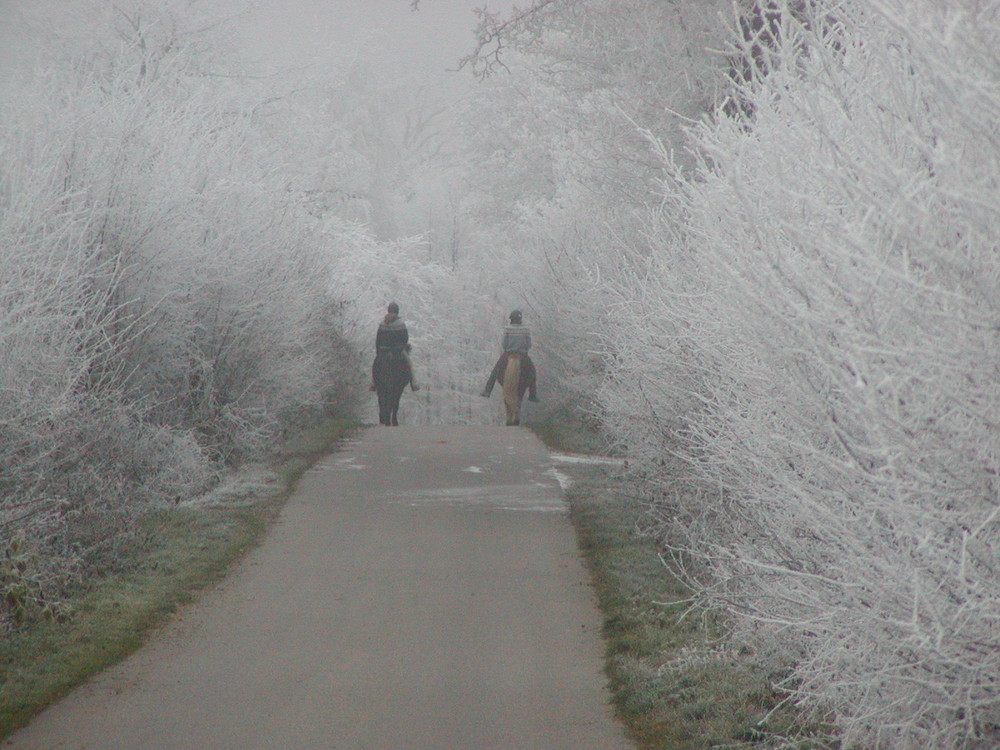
[310,456,369,472]
[550,452,625,467]
[395,484,566,513]
[546,468,573,490]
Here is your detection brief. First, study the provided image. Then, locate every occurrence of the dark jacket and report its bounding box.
[376,314,409,352]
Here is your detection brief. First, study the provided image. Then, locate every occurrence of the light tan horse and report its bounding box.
[499,353,528,426]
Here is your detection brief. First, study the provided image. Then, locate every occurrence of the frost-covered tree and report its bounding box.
[451,0,731,416]
[439,0,999,744]
[272,61,459,242]
[600,1,1000,746]
[0,1,362,631]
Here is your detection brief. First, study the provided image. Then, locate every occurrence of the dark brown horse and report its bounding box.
[372,350,410,426]
[497,352,530,426]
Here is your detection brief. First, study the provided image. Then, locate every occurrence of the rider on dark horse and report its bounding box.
[480,309,539,401]
[371,302,419,392]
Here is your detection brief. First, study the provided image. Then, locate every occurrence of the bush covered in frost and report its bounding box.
[599,1,1000,746]
[0,4,361,632]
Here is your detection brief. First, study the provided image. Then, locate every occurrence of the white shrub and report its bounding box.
[601,1,1000,745]
[0,1,364,626]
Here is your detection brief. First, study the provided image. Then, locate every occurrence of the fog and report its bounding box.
[0,0,507,87]
[0,0,515,251]
[2,2,998,747]
[217,0,513,242]
[228,0,500,75]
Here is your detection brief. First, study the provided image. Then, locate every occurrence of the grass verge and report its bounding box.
[533,420,832,749]
[0,417,357,740]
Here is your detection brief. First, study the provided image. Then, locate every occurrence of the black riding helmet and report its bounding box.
[387,302,399,314]
[509,309,522,323]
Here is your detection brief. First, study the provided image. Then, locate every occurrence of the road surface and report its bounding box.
[5,425,633,750]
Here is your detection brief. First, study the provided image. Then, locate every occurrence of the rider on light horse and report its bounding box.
[480,309,539,401]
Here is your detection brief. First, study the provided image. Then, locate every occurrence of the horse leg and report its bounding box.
[391,378,406,426]
[503,392,521,426]
[381,393,394,426]
[509,397,522,426]
[509,366,533,425]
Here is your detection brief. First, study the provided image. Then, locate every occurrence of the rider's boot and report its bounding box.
[480,375,497,398]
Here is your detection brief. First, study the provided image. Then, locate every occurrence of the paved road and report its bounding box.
[5,426,633,750]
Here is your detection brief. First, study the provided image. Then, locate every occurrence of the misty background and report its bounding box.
[1,2,998,748]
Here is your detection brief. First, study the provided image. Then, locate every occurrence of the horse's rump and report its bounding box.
[373,349,409,383]
[502,354,523,399]
[501,353,527,425]
[373,349,410,426]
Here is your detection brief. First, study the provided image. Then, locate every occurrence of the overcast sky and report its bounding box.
[230,0,500,74]
[0,0,512,84]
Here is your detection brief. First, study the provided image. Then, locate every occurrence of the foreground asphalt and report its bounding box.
[5,425,633,750]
